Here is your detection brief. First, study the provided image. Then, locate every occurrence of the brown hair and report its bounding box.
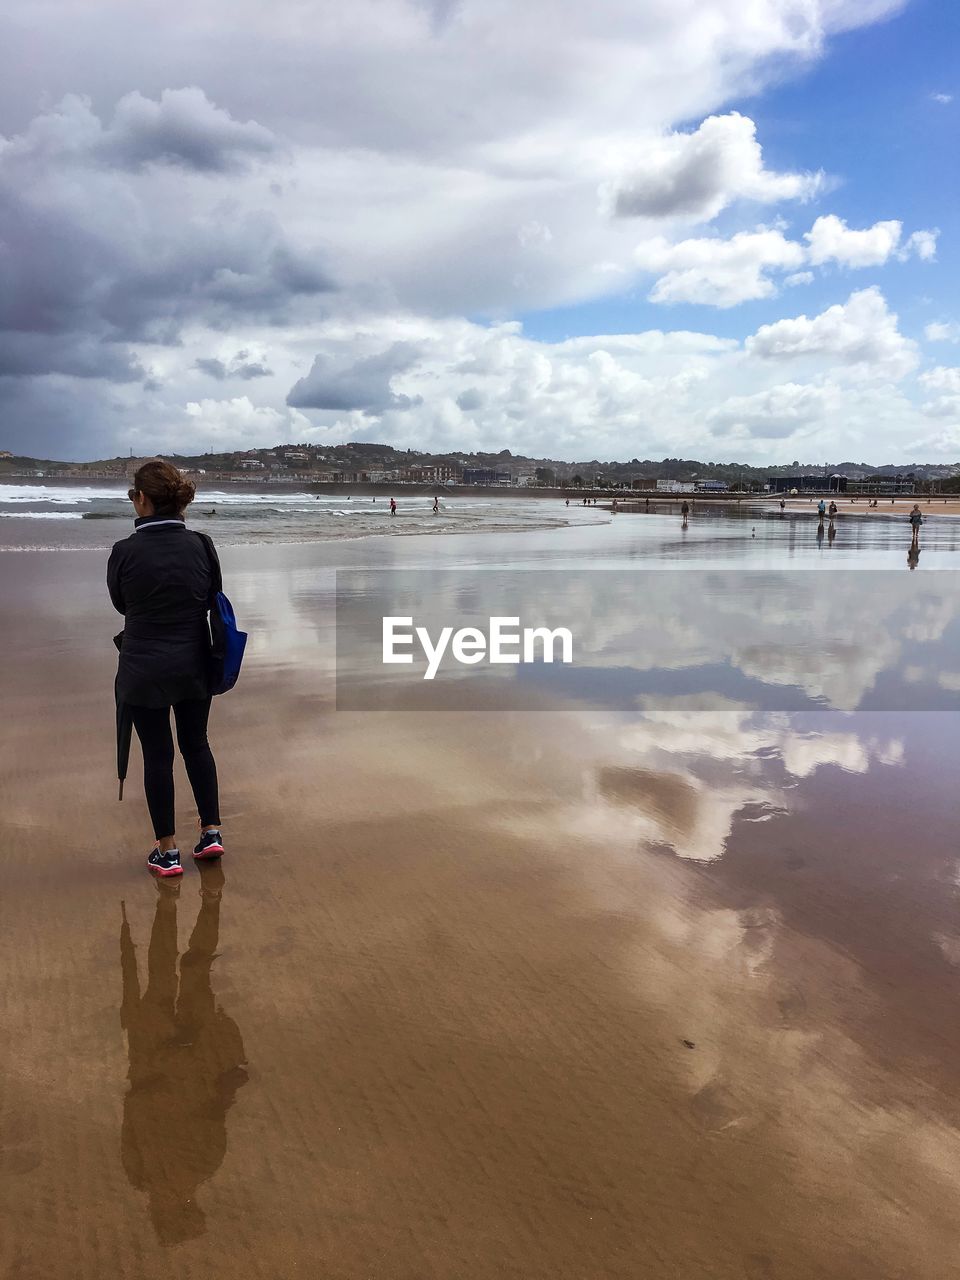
[130,459,196,517]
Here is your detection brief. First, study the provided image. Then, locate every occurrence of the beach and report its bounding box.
[3,508,960,1278]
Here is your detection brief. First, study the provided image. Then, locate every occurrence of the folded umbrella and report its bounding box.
[116,694,132,801]
[113,632,131,801]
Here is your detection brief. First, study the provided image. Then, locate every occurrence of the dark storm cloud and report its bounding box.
[99,88,278,172]
[195,351,273,380]
[614,147,730,219]
[287,342,423,413]
[0,92,334,364]
[455,387,483,410]
[0,189,333,352]
[4,88,278,174]
[106,225,329,341]
[235,360,272,378]
[0,332,144,380]
[0,375,134,461]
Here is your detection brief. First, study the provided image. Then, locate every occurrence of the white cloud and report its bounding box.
[707,382,839,438]
[803,215,938,269]
[925,322,960,343]
[931,92,954,105]
[179,396,311,451]
[634,216,936,309]
[745,287,918,380]
[608,113,822,222]
[919,367,960,422]
[634,229,805,306]
[919,367,960,394]
[901,229,938,261]
[804,214,903,267]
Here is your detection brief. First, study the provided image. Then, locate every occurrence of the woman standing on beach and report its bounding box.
[108,460,225,877]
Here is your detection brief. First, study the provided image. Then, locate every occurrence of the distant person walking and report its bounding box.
[680,500,689,527]
[817,498,826,521]
[779,498,786,514]
[433,496,440,514]
[390,497,397,516]
[108,461,225,877]
[910,503,923,543]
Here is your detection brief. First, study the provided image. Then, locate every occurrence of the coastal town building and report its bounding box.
[766,474,848,493]
[462,467,511,485]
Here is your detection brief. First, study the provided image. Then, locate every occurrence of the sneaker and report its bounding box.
[193,828,224,860]
[147,847,183,877]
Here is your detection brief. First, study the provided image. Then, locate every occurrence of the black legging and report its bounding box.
[131,698,220,841]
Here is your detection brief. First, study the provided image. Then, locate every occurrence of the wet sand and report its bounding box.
[762,496,960,517]
[3,541,960,1278]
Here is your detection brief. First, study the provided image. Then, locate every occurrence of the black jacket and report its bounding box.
[108,516,221,708]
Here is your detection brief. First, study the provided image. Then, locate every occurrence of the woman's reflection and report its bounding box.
[119,864,247,1244]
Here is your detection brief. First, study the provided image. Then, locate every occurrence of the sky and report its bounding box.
[0,0,957,464]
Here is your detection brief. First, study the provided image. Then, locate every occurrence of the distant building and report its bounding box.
[656,479,696,493]
[846,473,916,495]
[126,456,161,478]
[406,464,461,484]
[237,458,265,469]
[462,467,511,486]
[766,474,847,493]
[694,479,728,492]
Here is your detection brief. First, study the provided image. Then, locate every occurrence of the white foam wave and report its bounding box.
[0,511,84,520]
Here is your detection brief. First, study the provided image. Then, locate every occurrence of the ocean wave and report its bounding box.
[0,511,84,520]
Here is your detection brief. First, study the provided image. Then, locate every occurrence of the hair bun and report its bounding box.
[133,459,196,516]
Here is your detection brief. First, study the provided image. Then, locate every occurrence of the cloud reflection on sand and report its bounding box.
[497,698,903,864]
[334,568,960,712]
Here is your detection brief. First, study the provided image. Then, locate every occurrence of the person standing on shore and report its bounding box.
[433,496,439,514]
[680,500,689,527]
[108,461,224,877]
[910,504,923,544]
[817,498,826,521]
[390,497,397,516]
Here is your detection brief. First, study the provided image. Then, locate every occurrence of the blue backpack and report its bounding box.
[196,533,247,694]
